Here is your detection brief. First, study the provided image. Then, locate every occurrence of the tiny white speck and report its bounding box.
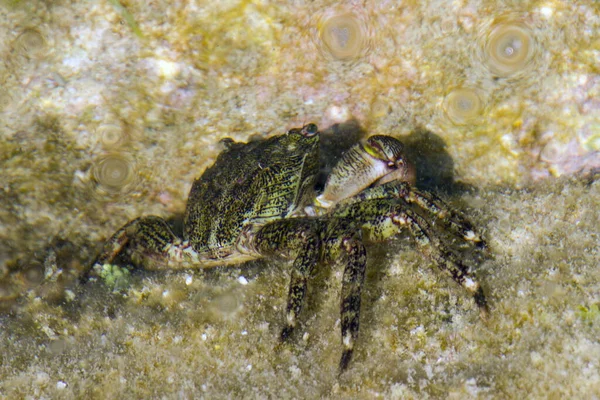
[286,311,296,325]
[64,290,76,302]
[246,364,253,371]
[73,170,86,182]
[540,6,553,18]
[156,59,180,78]
[56,381,67,389]
[464,278,477,290]
[241,330,248,336]
[185,275,193,285]
[289,365,302,377]
[343,333,352,348]
[464,230,476,240]
[238,276,248,285]
[201,333,207,341]
[162,290,169,297]
[327,105,350,122]
[410,325,425,336]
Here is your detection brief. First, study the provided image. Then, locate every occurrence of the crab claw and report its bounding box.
[364,135,416,187]
[316,135,415,208]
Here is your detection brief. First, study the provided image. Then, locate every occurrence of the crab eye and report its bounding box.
[301,123,319,137]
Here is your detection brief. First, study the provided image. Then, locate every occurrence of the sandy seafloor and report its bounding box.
[0,0,599,398]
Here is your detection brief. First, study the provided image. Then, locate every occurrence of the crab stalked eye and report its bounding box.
[219,137,236,150]
[301,123,319,137]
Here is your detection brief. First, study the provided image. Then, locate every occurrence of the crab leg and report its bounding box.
[392,208,489,316]
[321,220,369,372]
[252,219,322,341]
[403,187,486,248]
[84,216,196,281]
[253,218,369,372]
[337,236,367,372]
[333,199,489,316]
[332,181,486,248]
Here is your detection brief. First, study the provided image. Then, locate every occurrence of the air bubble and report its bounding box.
[370,97,390,119]
[22,264,45,285]
[443,87,485,125]
[481,21,536,77]
[91,153,138,198]
[13,28,48,58]
[316,8,371,62]
[96,124,128,149]
[208,292,241,321]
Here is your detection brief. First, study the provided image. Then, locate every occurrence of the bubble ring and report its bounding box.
[91,153,139,199]
[13,28,48,59]
[442,86,486,125]
[313,7,372,62]
[476,17,539,78]
[96,123,129,149]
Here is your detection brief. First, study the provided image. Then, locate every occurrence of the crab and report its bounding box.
[88,123,489,371]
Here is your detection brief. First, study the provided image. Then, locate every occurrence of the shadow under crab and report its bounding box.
[84,123,489,372]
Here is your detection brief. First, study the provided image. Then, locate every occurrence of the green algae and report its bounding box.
[97,263,132,292]
[577,304,600,324]
[107,0,143,38]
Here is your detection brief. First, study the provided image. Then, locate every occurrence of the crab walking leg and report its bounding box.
[333,181,486,248]
[404,187,485,248]
[86,216,195,280]
[333,199,488,316]
[251,219,322,341]
[391,208,489,316]
[337,237,367,372]
[253,218,368,371]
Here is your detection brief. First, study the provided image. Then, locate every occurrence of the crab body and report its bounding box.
[89,124,488,372]
[184,125,320,262]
